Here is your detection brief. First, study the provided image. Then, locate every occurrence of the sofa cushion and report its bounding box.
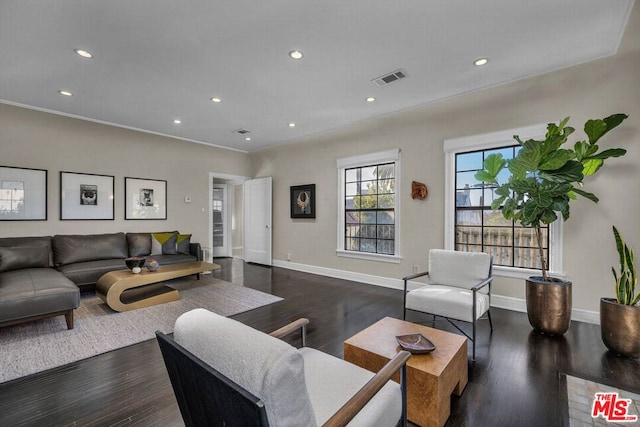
[0,246,50,272]
[151,232,178,255]
[149,254,197,266]
[53,233,128,266]
[127,233,152,257]
[0,268,79,324]
[174,309,317,427]
[56,258,127,287]
[176,234,192,255]
[0,236,53,266]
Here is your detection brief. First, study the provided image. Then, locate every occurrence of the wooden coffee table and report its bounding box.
[96,261,220,312]
[344,317,468,427]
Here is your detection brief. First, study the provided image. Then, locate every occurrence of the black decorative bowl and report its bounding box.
[125,257,146,271]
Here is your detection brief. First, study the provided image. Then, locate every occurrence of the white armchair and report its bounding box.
[157,308,411,426]
[402,249,493,361]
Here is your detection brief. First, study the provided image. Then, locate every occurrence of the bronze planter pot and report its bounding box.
[526,276,572,335]
[600,297,640,358]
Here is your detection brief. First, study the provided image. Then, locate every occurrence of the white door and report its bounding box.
[244,177,272,265]
[212,184,229,257]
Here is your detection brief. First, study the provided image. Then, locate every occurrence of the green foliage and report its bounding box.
[475,114,628,280]
[612,226,639,306]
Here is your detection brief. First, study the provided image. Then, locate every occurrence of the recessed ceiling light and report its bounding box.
[366,97,376,102]
[58,90,73,96]
[245,137,252,141]
[289,50,303,60]
[288,122,296,128]
[74,49,93,58]
[210,97,222,103]
[173,119,182,124]
[474,58,488,66]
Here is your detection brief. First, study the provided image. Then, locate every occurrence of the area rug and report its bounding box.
[560,372,640,426]
[0,276,283,384]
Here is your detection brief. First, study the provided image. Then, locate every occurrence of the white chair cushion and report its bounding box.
[406,284,490,322]
[428,249,491,290]
[299,347,402,427]
[173,308,317,427]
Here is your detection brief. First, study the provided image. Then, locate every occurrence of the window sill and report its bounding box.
[493,265,566,280]
[336,250,402,264]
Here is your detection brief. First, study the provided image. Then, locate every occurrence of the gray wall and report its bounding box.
[250,5,640,312]
[0,104,252,245]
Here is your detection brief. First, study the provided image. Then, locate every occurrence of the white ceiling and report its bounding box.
[0,0,634,153]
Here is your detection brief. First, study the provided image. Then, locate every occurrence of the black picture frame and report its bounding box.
[124,177,167,220]
[290,184,315,218]
[0,165,48,221]
[60,171,115,220]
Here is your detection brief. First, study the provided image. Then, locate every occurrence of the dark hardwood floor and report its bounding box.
[1,258,639,426]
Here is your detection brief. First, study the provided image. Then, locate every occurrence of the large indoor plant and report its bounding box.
[475,114,628,334]
[600,226,640,357]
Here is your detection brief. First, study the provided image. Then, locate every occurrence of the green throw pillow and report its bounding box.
[176,234,192,255]
[151,232,178,255]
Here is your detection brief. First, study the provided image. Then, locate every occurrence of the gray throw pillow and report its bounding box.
[176,234,192,255]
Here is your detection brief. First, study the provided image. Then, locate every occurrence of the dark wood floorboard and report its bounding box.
[1,258,639,426]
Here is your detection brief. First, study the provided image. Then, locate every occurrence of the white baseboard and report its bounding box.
[272,259,600,325]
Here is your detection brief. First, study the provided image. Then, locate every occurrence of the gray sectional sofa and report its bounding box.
[0,232,202,330]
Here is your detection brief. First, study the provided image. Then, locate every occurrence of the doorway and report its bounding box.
[209,173,247,261]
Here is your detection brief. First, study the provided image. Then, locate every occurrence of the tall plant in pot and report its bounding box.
[475,114,628,335]
[601,226,639,357]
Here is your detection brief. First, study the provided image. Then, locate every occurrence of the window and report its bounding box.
[444,124,563,279]
[337,149,401,263]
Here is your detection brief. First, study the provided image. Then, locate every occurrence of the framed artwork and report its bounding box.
[290,184,316,218]
[60,171,114,220]
[0,165,47,221]
[125,177,167,220]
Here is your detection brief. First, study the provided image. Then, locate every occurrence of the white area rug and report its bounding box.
[0,276,282,383]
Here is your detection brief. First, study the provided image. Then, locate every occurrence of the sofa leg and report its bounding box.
[64,310,74,330]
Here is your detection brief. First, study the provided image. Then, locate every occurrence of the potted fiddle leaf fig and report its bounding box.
[475,114,628,335]
[600,226,640,357]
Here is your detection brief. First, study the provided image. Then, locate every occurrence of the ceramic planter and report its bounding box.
[526,276,572,335]
[600,297,640,358]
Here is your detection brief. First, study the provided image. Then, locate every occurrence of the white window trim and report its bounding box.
[443,124,565,279]
[336,149,402,263]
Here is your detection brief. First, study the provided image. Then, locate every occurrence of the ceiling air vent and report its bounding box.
[371,69,407,87]
[233,129,251,135]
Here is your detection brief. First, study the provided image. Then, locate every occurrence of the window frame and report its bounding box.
[443,124,564,279]
[336,149,402,263]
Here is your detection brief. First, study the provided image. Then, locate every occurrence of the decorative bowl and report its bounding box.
[125,257,146,272]
[146,259,160,272]
[395,333,436,354]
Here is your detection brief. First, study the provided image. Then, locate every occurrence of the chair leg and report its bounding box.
[432,314,436,327]
[472,319,476,362]
[488,310,494,331]
[403,307,406,320]
[400,364,407,427]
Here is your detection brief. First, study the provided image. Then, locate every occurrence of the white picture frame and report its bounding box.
[60,171,114,220]
[0,165,47,221]
[125,177,167,220]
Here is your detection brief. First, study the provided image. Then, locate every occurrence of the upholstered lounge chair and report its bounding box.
[156,308,411,426]
[403,249,493,361]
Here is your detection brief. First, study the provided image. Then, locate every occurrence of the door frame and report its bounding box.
[208,172,248,261]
